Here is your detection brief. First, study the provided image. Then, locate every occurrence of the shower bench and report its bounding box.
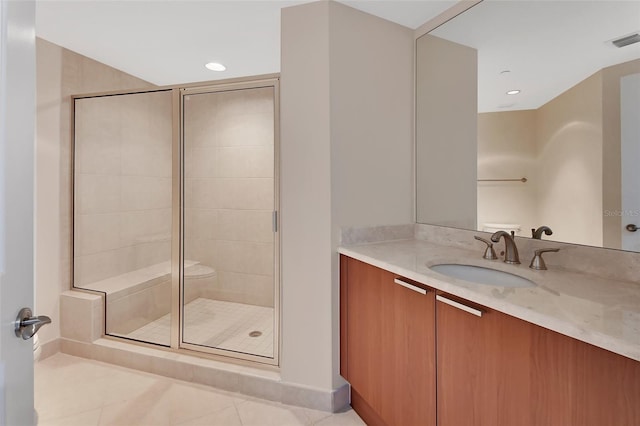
[75,260,216,337]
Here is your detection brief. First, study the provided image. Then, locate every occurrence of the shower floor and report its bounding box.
[123,298,274,358]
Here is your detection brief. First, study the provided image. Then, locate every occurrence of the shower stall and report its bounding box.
[72,77,279,364]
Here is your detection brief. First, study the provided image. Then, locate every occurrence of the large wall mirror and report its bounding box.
[416,0,640,252]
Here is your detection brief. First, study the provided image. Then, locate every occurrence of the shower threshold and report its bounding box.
[114,298,274,359]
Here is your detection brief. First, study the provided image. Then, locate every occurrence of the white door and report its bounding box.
[0,1,37,425]
[621,73,640,252]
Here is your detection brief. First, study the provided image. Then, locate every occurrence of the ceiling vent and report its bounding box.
[612,33,640,48]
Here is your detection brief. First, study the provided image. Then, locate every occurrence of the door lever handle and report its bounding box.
[15,308,51,340]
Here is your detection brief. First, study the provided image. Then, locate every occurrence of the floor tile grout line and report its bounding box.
[232,398,245,426]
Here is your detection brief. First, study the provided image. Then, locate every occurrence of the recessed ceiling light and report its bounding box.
[506,90,521,95]
[205,62,226,72]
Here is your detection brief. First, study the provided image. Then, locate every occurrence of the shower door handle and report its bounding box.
[14,307,51,340]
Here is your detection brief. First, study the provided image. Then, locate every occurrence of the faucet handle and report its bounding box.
[529,248,560,270]
[474,236,498,260]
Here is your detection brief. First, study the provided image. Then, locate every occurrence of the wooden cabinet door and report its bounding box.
[436,293,531,426]
[531,324,640,426]
[341,256,436,426]
[343,256,385,422]
[437,291,640,426]
[379,273,436,426]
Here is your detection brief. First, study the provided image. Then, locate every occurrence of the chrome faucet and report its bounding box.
[491,231,520,264]
[532,226,553,239]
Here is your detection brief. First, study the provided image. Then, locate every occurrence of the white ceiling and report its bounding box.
[35,0,456,86]
[430,1,640,112]
[38,1,638,111]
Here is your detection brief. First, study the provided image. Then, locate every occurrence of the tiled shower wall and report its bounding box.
[184,87,275,307]
[74,91,173,287]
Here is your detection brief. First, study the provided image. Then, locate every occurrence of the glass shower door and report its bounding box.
[181,83,278,362]
[73,90,174,347]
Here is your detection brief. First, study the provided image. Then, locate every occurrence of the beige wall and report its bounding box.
[329,0,414,386]
[281,0,333,391]
[478,74,603,246]
[281,1,414,392]
[36,38,63,347]
[183,87,275,307]
[416,34,477,229]
[36,38,152,344]
[536,71,603,247]
[477,110,537,235]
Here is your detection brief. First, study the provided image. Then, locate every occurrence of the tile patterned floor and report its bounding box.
[124,299,274,358]
[35,354,365,426]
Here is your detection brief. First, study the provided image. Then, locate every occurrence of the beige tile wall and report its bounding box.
[184,87,275,307]
[36,38,154,344]
[58,41,155,292]
[74,91,173,287]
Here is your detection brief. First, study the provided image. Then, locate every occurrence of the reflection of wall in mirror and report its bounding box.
[477,110,537,237]
[478,58,640,249]
[536,71,602,247]
[416,35,477,229]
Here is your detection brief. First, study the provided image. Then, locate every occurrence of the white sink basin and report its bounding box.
[429,264,535,288]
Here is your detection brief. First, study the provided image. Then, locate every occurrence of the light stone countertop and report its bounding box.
[339,238,640,362]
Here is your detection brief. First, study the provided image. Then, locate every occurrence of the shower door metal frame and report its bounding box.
[71,87,176,348]
[70,74,281,367]
[176,78,281,366]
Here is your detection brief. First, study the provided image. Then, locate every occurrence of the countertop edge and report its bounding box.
[338,246,640,363]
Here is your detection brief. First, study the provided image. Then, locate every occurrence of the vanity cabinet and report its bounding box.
[340,255,640,426]
[340,256,436,426]
[436,293,531,426]
[528,323,640,425]
[436,292,640,426]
